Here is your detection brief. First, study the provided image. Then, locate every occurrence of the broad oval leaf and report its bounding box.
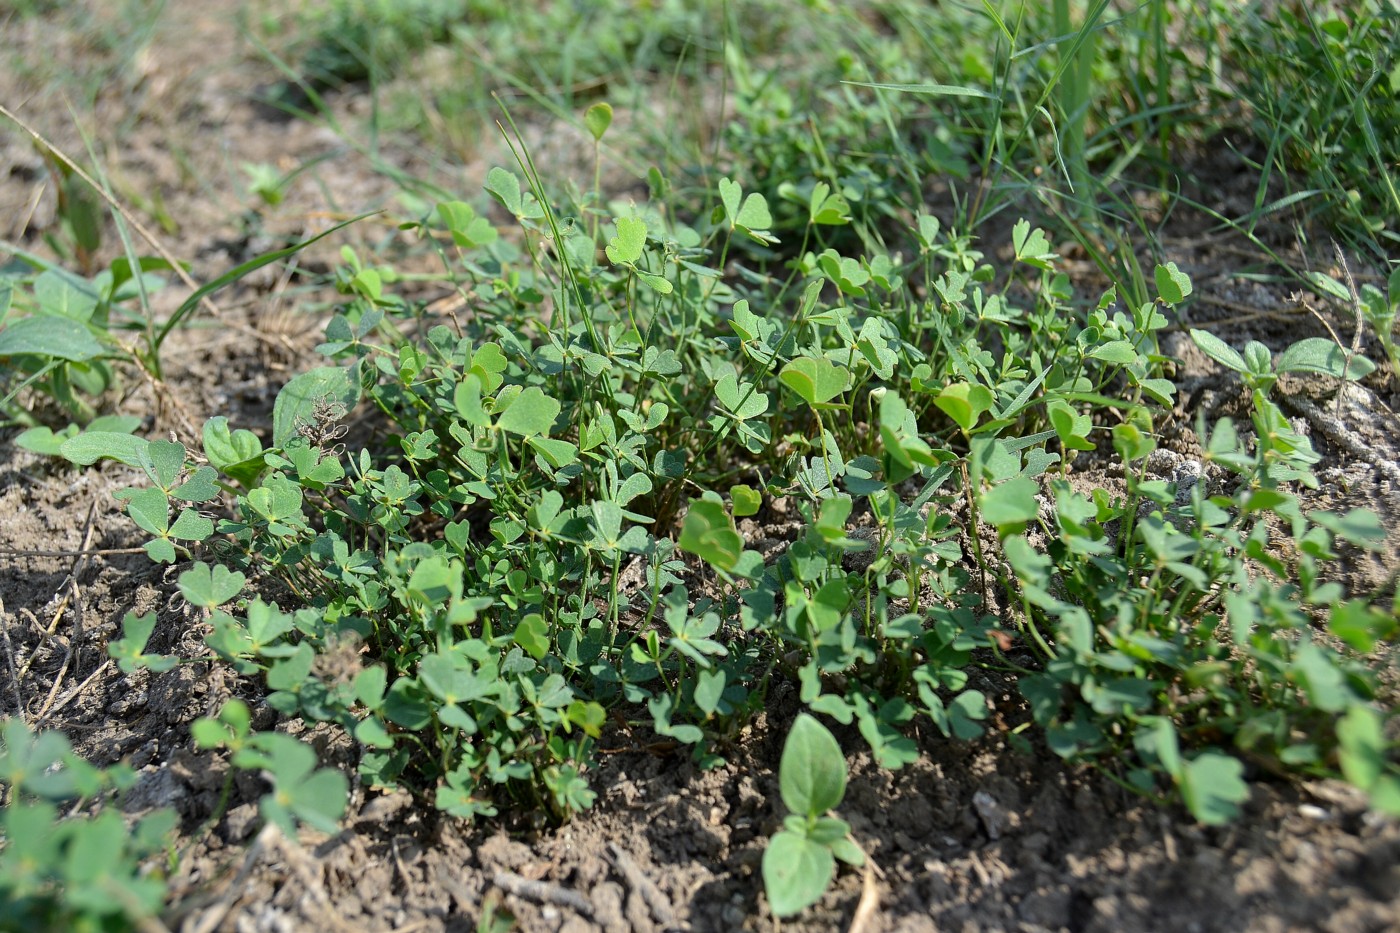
[1189,329,1247,374]
[779,713,846,817]
[60,431,150,467]
[762,830,836,918]
[272,366,360,448]
[1275,337,1374,380]
[0,315,104,362]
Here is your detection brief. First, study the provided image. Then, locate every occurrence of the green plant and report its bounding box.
[1306,263,1400,377]
[1003,312,1392,823]
[762,714,864,918]
[0,719,177,931]
[1223,0,1400,254]
[1189,325,1374,486]
[10,2,1400,926]
[0,193,364,434]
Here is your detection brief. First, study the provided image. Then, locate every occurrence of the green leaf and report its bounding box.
[528,435,579,468]
[407,556,461,605]
[1047,399,1094,451]
[384,679,433,729]
[272,366,359,448]
[250,735,348,835]
[948,690,988,740]
[637,271,673,294]
[718,177,775,241]
[779,357,848,407]
[1310,509,1385,549]
[693,668,726,716]
[605,216,646,265]
[678,499,743,572]
[780,713,846,818]
[584,101,613,142]
[453,373,489,427]
[33,269,100,321]
[731,484,761,517]
[714,372,769,420]
[142,439,186,489]
[495,386,560,437]
[1327,599,1395,652]
[121,487,169,536]
[736,191,773,231]
[0,314,104,361]
[1275,338,1374,380]
[418,653,494,706]
[1179,752,1247,825]
[1189,329,1248,374]
[934,383,994,433]
[1292,643,1348,712]
[514,613,550,661]
[108,612,178,673]
[1305,270,1351,303]
[0,721,77,798]
[1338,705,1386,791]
[485,166,522,216]
[979,476,1039,529]
[59,431,150,467]
[808,182,851,226]
[178,562,246,608]
[1155,262,1193,303]
[14,424,78,457]
[144,540,177,564]
[169,509,214,542]
[434,201,497,248]
[203,416,264,480]
[763,830,835,918]
[1011,219,1056,270]
[173,466,220,503]
[353,666,387,709]
[718,177,743,227]
[1088,340,1138,365]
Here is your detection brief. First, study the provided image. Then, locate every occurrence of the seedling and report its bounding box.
[762,714,865,918]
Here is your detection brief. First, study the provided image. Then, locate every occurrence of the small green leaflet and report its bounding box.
[584,101,613,142]
[718,177,778,245]
[678,499,743,572]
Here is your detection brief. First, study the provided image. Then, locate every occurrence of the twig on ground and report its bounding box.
[847,860,880,933]
[1331,241,1366,420]
[607,843,680,930]
[268,826,365,933]
[34,660,110,729]
[31,584,78,725]
[1281,391,1400,488]
[0,597,27,722]
[31,503,99,724]
[178,823,277,933]
[0,546,149,559]
[491,869,595,918]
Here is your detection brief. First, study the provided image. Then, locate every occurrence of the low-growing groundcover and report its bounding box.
[1,0,1399,930]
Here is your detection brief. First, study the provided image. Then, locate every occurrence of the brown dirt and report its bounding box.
[2,3,1398,932]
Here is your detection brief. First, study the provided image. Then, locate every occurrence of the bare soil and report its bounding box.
[2,3,1398,931]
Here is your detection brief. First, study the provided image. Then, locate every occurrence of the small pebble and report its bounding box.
[972,790,1007,841]
[1298,804,1330,821]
